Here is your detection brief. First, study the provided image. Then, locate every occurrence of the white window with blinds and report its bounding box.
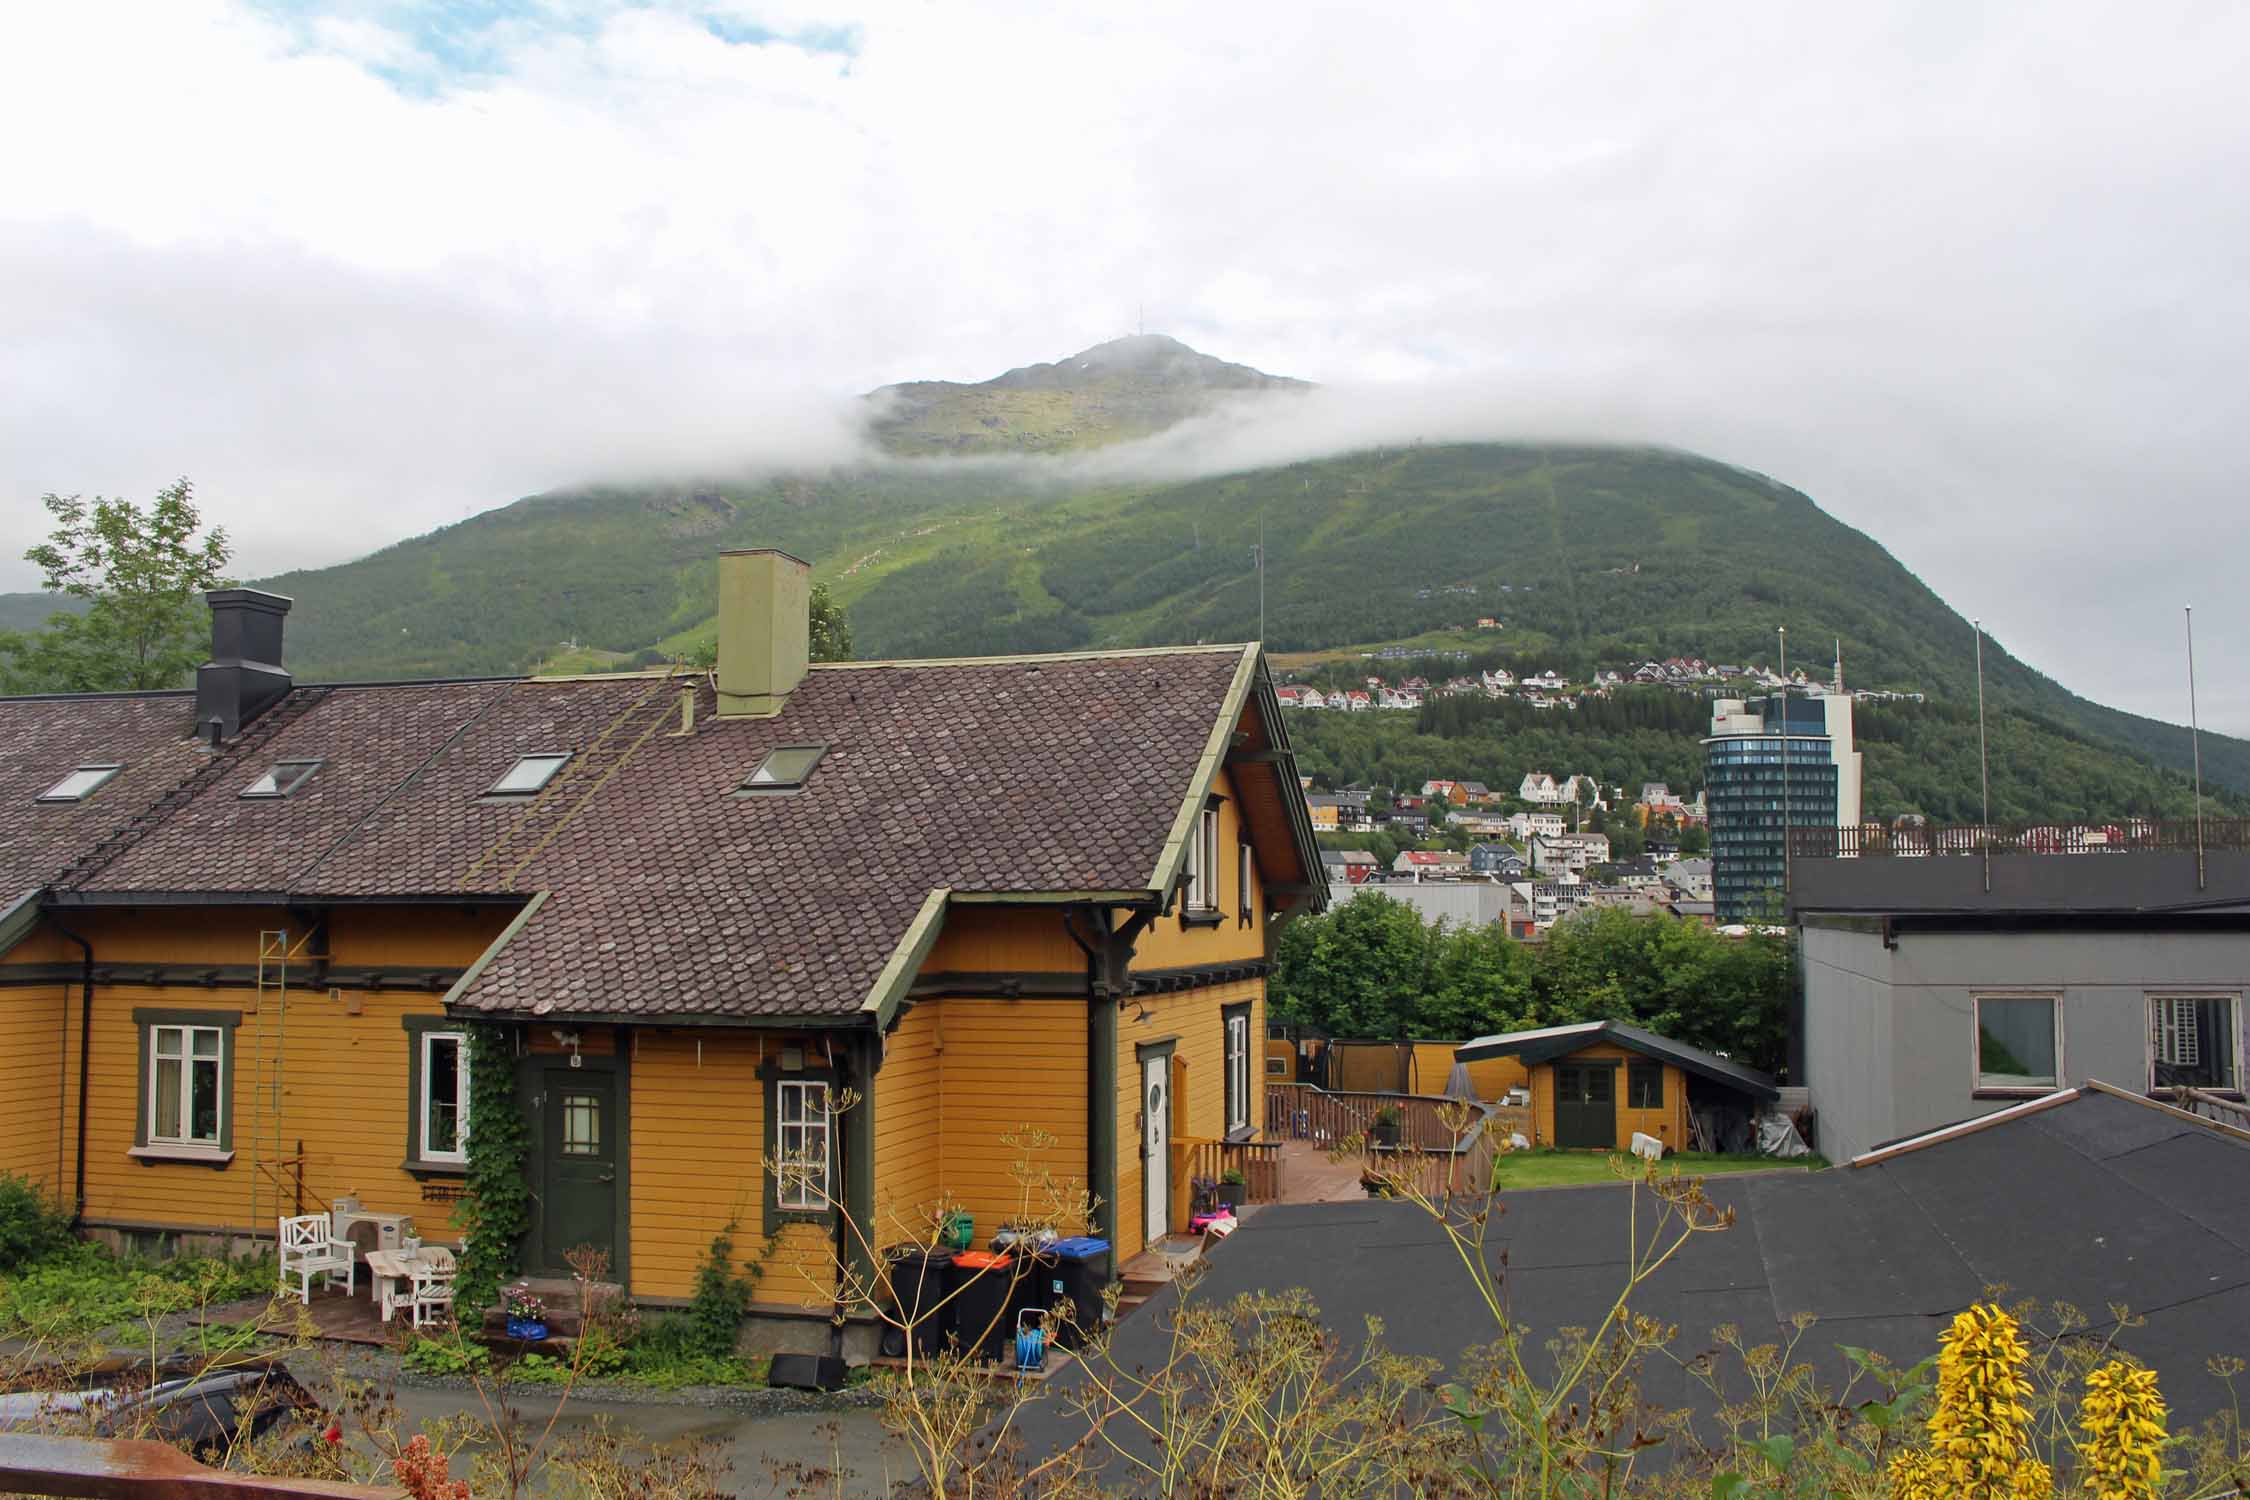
[2151,995,2241,1093]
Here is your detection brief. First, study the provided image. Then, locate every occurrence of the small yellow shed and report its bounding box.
[1455,1021,1777,1153]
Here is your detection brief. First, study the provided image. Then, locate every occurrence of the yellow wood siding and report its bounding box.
[1110,978,1261,1264]
[1461,1054,1531,1102]
[37,906,506,1238]
[75,984,444,1233]
[936,999,1087,1244]
[626,1029,835,1305]
[923,907,1083,974]
[1527,1043,1690,1150]
[1130,769,1266,971]
[871,1002,943,1244]
[1407,1042,1461,1094]
[0,986,68,1189]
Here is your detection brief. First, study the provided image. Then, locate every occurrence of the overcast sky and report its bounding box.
[3,1,2246,730]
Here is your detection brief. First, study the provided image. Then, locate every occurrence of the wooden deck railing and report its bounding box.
[1265,1083,1466,1151]
[1171,1136,1285,1206]
[1374,1106,1502,1201]
[0,1434,401,1500]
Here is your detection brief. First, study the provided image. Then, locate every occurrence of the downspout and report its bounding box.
[829,1037,852,1362]
[47,914,94,1226]
[830,1027,877,1362]
[1063,909,1108,1246]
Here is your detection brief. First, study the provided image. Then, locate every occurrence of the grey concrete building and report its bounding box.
[1791,832,2249,1162]
[1335,878,1511,930]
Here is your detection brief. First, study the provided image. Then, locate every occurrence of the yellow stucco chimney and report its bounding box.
[715,548,811,718]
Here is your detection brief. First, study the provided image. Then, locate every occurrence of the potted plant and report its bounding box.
[505,1287,549,1342]
[1215,1168,1247,1212]
[1369,1106,1403,1150]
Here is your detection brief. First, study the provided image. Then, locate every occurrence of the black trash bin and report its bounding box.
[947,1250,1015,1361]
[1047,1236,1111,1347]
[887,1245,956,1357]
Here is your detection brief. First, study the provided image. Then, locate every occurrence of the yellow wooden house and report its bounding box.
[0,551,1325,1354]
[1455,1021,1776,1152]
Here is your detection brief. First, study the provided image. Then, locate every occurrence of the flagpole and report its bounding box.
[1975,620,1991,893]
[1778,626,1789,907]
[2188,605,2205,891]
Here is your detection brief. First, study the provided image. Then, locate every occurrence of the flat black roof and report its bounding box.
[1790,849,2250,920]
[1019,1087,2250,1469]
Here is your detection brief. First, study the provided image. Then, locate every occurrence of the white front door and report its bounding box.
[1143,1056,1170,1246]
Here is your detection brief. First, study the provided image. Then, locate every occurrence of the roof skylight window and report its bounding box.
[37,764,123,803]
[488,752,572,797]
[739,744,827,793]
[239,759,322,799]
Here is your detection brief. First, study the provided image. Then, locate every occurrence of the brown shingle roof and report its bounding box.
[0,693,208,903]
[35,646,1264,1019]
[453,651,1251,1019]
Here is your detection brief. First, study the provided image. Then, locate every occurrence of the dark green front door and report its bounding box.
[539,1069,619,1270]
[1554,1063,1616,1149]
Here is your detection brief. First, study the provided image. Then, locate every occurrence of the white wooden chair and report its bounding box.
[409,1259,458,1328]
[278,1215,355,1304]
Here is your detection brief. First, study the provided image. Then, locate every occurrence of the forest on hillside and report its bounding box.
[1283,689,2243,826]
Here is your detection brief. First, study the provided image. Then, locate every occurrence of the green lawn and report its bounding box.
[1490,1149,1826,1191]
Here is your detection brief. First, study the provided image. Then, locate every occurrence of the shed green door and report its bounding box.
[1553,1063,1616,1149]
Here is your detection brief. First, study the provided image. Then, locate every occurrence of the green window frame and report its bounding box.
[131,1008,240,1166]
[1626,1060,1664,1111]
[402,1016,471,1174]
[761,1063,840,1225]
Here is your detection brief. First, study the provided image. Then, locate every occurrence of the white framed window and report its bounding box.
[1224,1008,1251,1134]
[1185,804,1221,913]
[420,1031,470,1163]
[1237,839,1254,921]
[149,1024,225,1146]
[2151,994,2241,1093]
[1973,993,2060,1092]
[774,1080,832,1211]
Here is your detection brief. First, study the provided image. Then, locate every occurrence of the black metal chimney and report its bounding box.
[195,588,293,741]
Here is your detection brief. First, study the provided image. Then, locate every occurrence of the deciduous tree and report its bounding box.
[2,479,231,692]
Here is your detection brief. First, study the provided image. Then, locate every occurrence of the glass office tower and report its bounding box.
[1703,693,1861,921]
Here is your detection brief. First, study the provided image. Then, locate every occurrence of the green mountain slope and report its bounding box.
[3,340,2241,810]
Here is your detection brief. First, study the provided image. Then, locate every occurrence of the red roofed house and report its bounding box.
[0,550,1325,1355]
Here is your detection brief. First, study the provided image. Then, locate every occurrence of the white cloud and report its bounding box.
[1,0,2246,731]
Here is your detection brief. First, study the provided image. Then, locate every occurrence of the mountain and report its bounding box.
[0,593,87,632]
[3,337,2244,811]
[865,333,1308,454]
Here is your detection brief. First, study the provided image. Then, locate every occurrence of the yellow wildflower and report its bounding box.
[2078,1358,2169,1500]
[1888,1446,1945,1500]
[1927,1303,2036,1499]
[2009,1456,2052,1499]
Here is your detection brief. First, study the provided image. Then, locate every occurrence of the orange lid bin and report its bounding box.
[951,1251,1012,1270]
